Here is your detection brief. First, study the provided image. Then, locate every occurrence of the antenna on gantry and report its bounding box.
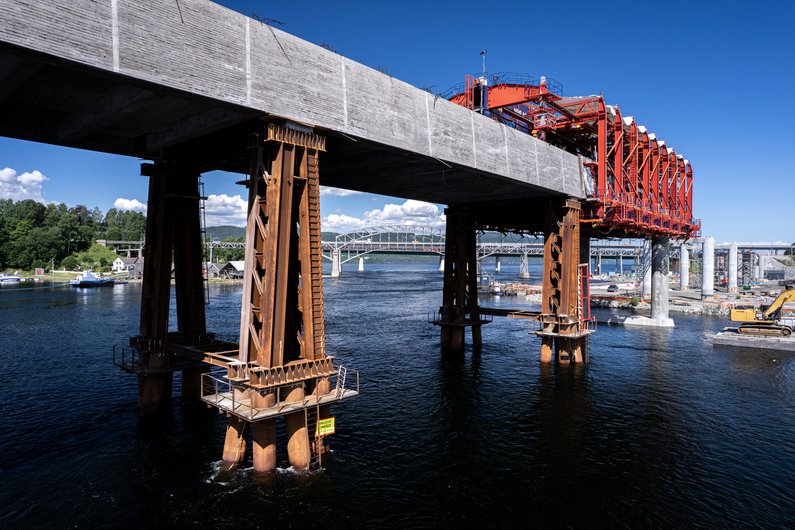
[480,49,487,77]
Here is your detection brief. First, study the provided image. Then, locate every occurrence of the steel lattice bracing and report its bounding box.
[199,124,358,474]
[446,73,700,239]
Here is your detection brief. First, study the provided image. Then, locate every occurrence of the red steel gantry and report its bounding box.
[448,73,700,239]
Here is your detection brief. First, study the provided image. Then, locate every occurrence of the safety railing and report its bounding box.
[112,345,141,373]
[427,308,494,324]
[200,365,359,422]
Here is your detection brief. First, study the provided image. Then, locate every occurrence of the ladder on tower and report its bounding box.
[304,402,322,470]
[306,153,325,356]
[336,365,348,399]
[198,176,210,305]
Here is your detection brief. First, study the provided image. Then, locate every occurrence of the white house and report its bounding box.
[112,256,142,277]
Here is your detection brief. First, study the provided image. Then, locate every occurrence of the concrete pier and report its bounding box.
[728,243,738,293]
[702,237,715,298]
[679,243,689,290]
[495,256,501,273]
[626,235,674,327]
[438,256,445,273]
[642,241,652,299]
[331,250,341,278]
[358,257,365,272]
[519,252,530,279]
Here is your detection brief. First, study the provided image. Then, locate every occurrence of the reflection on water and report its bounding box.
[0,263,793,528]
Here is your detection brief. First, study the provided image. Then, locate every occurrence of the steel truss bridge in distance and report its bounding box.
[110,226,790,268]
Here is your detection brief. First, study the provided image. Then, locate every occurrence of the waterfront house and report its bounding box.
[219,261,245,279]
[112,256,143,278]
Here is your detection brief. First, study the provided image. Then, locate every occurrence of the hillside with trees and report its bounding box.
[0,198,145,271]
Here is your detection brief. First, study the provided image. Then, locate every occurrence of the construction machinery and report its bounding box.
[730,289,795,336]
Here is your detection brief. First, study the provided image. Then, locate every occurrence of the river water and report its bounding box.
[0,263,793,528]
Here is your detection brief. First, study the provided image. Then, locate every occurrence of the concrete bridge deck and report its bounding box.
[0,0,584,205]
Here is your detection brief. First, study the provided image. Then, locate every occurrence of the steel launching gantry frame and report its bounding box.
[447,73,700,239]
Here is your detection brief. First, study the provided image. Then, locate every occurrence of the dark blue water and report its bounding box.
[1,265,793,528]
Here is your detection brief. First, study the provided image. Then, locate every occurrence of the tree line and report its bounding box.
[0,198,146,271]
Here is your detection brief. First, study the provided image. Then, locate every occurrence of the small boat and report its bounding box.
[69,270,114,287]
[0,273,21,284]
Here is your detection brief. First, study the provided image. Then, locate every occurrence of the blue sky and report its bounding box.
[1,0,793,242]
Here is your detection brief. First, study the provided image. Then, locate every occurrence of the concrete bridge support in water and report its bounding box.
[331,250,341,278]
[625,235,674,328]
[519,252,530,279]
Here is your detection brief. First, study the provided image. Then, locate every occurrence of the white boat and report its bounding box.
[0,273,21,284]
[69,270,114,287]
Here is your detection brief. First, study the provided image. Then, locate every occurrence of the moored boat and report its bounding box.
[0,273,22,284]
[69,270,114,287]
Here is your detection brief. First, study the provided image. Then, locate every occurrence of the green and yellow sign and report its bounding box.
[316,417,336,437]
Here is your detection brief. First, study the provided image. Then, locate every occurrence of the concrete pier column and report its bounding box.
[679,243,690,290]
[438,256,445,272]
[495,256,501,273]
[625,235,674,328]
[759,255,768,281]
[284,385,310,469]
[596,254,602,275]
[358,256,364,272]
[650,235,672,325]
[519,252,530,279]
[702,236,715,298]
[642,264,652,298]
[331,250,341,278]
[618,256,623,276]
[728,243,738,293]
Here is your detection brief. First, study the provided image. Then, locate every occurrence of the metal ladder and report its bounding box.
[304,403,322,470]
[336,365,347,398]
[198,176,210,305]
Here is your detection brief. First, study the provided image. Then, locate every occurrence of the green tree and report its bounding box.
[61,255,79,270]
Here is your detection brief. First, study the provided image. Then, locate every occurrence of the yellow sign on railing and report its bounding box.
[316,417,335,437]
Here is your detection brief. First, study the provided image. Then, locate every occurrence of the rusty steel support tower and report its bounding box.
[132,163,209,416]
[208,124,357,473]
[537,199,592,364]
[116,123,358,471]
[434,207,488,353]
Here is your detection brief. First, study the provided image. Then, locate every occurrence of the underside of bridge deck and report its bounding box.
[0,42,566,206]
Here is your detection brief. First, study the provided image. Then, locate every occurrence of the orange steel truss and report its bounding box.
[447,73,700,239]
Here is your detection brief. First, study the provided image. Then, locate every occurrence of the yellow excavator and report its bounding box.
[730,289,795,336]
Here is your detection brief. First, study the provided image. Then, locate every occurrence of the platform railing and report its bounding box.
[201,365,359,422]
